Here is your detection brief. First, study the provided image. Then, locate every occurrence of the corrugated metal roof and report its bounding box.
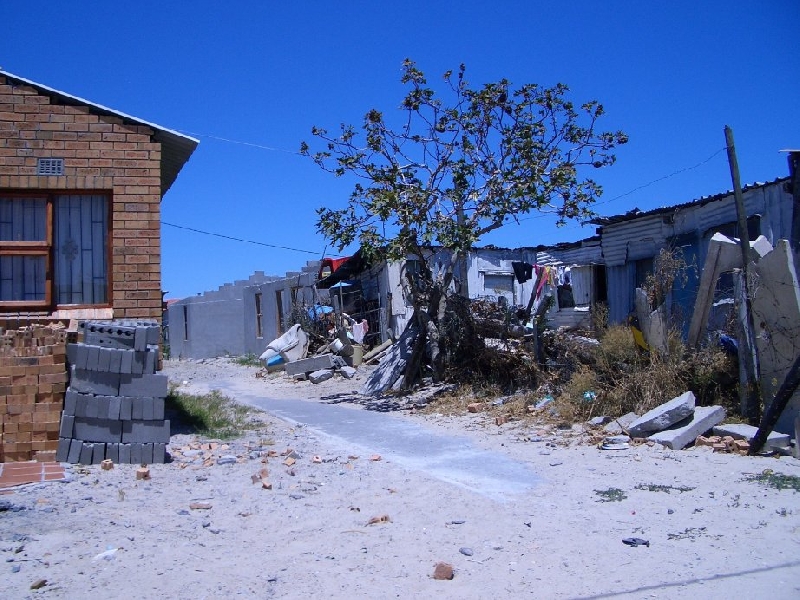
[476,235,601,254]
[0,70,198,196]
[597,179,793,267]
[591,177,790,226]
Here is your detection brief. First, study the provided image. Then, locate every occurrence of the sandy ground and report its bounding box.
[2,358,800,599]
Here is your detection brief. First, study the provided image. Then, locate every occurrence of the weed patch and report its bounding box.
[595,487,627,502]
[744,469,800,492]
[166,389,259,439]
[668,527,721,541]
[635,483,695,494]
[232,353,262,367]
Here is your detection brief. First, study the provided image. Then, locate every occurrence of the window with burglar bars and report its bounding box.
[0,193,109,308]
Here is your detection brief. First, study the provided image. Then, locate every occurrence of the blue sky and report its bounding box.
[2,1,798,299]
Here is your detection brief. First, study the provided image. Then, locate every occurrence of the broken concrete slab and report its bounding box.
[688,233,774,348]
[309,369,334,384]
[361,325,417,396]
[603,412,639,435]
[339,366,357,379]
[284,354,336,377]
[712,423,790,450]
[752,240,800,434]
[628,391,696,437]
[648,405,726,450]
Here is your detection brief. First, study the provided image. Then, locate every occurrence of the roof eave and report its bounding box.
[0,70,199,196]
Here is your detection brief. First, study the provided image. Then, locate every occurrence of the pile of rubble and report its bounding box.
[581,391,792,454]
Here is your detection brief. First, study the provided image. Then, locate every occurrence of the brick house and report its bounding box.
[0,69,197,325]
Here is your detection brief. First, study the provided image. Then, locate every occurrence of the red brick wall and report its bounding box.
[0,75,164,321]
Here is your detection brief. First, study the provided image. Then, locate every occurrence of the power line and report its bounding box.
[179,127,727,216]
[178,130,301,155]
[512,146,728,224]
[595,146,728,207]
[170,129,728,234]
[161,221,320,255]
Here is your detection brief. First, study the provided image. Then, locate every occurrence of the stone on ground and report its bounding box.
[628,391,696,437]
[603,412,639,434]
[339,366,357,379]
[648,405,726,450]
[712,423,790,450]
[309,369,334,384]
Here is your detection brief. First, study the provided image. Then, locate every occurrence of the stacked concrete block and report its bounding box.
[0,325,69,462]
[56,320,169,465]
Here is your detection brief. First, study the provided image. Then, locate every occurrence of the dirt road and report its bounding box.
[2,358,799,599]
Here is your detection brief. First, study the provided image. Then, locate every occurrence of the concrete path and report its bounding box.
[202,378,540,499]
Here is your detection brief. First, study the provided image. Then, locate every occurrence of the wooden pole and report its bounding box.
[724,125,763,425]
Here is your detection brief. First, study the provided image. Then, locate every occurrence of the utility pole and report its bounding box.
[724,125,762,425]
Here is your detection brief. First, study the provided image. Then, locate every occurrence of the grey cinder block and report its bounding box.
[83,394,99,419]
[85,346,100,371]
[57,438,71,462]
[142,397,154,421]
[70,367,120,396]
[119,396,133,420]
[67,343,79,366]
[141,443,154,465]
[106,442,119,464]
[130,442,143,465]
[108,348,123,374]
[97,347,112,372]
[120,349,134,374]
[68,439,83,463]
[153,397,165,421]
[76,344,90,369]
[132,351,145,375]
[78,443,94,465]
[107,396,121,420]
[146,326,160,345]
[119,443,131,464]
[59,414,74,438]
[91,443,105,464]
[108,396,122,420]
[144,349,156,375]
[118,373,168,399]
[134,327,147,352]
[153,443,166,464]
[73,417,122,443]
[131,398,144,420]
[122,419,171,444]
[67,343,89,370]
[75,393,89,418]
[64,390,78,416]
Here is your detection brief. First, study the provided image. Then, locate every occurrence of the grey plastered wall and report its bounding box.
[167,271,279,359]
[244,266,320,354]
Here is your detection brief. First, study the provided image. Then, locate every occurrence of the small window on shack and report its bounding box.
[634,257,654,290]
[255,292,263,339]
[403,259,425,289]
[556,268,575,309]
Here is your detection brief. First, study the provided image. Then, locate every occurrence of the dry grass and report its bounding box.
[554,324,738,422]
